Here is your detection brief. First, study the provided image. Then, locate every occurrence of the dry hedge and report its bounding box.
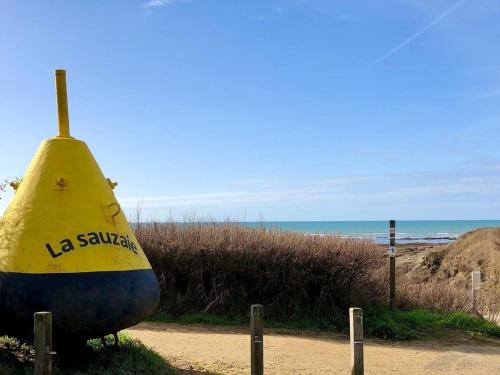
[136,222,499,322]
[136,222,385,320]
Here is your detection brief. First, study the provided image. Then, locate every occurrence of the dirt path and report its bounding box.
[126,322,500,375]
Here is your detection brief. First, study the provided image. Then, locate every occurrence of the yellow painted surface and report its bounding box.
[0,69,153,274]
[0,137,151,273]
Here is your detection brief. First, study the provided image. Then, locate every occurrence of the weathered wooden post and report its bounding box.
[389,220,396,310]
[349,307,364,375]
[34,311,54,375]
[250,304,264,375]
[471,271,481,314]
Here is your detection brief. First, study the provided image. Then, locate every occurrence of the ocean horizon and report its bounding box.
[236,220,500,244]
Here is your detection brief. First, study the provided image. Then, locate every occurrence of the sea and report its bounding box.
[238,220,500,244]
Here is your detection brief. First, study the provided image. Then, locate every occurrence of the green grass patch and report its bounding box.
[440,311,500,336]
[149,312,340,332]
[68,333,174,375]
[150,307,500,341]
[0,336,32,375]
[0,333,213,375]
[150,312,245,326]
[364,306,500,340]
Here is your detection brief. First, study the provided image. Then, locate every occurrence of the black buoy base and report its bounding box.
[0,269,160,339]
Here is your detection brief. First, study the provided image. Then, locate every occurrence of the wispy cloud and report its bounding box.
[119,187,352,207]
[141,0,186,8]
[118,160,500,209]
[372,0,468,65]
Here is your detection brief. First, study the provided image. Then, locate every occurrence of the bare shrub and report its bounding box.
[136,222,499,323]
[479,289,500,322]
[398,280,499,322]
[137,221,385,320]
[397,280,470,311]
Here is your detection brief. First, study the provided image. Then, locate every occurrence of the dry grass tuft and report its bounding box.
[398,281,499,322]
[137,222,385,320]
[397,227,500,322]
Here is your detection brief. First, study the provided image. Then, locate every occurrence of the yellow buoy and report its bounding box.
[0,70,159,342]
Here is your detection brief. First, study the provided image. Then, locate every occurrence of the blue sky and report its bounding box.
[1,0,500,221]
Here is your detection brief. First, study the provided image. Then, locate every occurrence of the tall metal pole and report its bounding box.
[389,220,396,310]
[55,70,71,138]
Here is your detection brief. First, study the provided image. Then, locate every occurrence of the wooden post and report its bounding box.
[471,271,481,314]
[350,307,364,375]
[34,311,54,375]
[250,304,264,375]
[389,220,396,310]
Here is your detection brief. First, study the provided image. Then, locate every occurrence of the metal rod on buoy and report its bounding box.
[55,70,70,138]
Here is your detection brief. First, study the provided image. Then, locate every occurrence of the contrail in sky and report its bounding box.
[372,0,468,65]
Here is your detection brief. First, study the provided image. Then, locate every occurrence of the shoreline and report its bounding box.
[308,233,457,245]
